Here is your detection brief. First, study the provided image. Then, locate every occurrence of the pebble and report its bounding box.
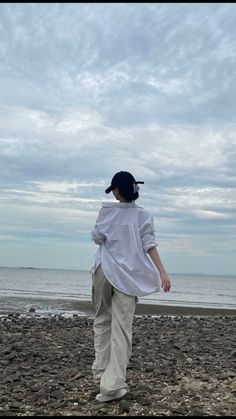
[119,400,130,414]
[0,315,235,416]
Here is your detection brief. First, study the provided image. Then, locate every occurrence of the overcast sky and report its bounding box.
[0,3,235,275]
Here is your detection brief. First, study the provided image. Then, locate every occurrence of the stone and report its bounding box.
[119,399,130,414]
[0,314,235,417]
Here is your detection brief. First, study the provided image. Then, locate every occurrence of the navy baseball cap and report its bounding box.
[105,171,144,194]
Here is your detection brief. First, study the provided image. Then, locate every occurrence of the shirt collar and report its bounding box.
[102,202,135,208]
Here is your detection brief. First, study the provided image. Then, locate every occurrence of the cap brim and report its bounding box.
[105,185,113,194]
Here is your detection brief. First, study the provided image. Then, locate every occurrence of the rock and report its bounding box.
[9,402,22,411]
[177,386,189,395]
[0,314,235,417]
[29,307,36,313]
[188,407,204,416]
[3,347,12,355]
[12,341,24,352]
[119,399,130,414]
[144,365,154,372]
[229,349,236,359]
[12,372,21,381]
[136,396,151,406]
[7,350,18,360]
[0,395,9,404]
[172,406,186,415]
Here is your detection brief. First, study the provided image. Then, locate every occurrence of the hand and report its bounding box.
[160,272,171,292]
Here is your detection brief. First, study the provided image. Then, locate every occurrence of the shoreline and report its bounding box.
[0,296,236,317]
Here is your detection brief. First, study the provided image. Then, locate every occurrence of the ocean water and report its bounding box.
[0,267,235,316]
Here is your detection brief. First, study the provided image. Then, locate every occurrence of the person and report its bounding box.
[91,171,171,402]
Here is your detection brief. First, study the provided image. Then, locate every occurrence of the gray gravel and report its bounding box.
[0,314,235,416]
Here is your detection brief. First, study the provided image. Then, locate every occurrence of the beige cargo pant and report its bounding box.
[92,265,136,395]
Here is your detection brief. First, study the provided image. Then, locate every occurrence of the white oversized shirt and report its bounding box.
[91,202,161,297]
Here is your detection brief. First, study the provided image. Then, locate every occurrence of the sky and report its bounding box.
[0,3,236,275]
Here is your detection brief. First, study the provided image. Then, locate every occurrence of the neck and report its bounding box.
[118,198,132,203]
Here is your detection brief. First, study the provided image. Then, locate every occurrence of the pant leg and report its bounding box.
[100,286,136,395]
[92,265,113,379]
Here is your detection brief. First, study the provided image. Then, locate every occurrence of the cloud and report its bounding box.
[0,3,235,273]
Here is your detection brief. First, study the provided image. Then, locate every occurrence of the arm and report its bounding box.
[91,208,106,245]
[147,247,171,292]
[91,225,106,245]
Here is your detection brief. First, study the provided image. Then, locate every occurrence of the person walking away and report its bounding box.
[91,171,171,402]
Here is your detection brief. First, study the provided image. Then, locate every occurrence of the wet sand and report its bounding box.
[1,295,236,318]
[79,299,236,317]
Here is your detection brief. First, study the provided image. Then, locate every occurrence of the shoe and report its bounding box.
[95,388,127,402]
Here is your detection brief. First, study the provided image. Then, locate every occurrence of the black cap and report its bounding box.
[105,171,144,194]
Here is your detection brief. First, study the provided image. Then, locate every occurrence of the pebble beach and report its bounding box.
[0,304,236,416]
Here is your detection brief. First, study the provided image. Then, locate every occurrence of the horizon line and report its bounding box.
[0,266,235,277]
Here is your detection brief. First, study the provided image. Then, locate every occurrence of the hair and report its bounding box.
[117,185,139,202]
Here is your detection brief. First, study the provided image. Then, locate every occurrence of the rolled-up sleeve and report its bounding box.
[140,215,158,253]
[91,208,106,245]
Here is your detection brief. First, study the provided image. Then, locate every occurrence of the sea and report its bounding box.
[0,267,236,317]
